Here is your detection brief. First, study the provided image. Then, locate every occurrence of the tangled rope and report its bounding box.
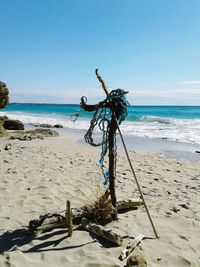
[84,89,129,185]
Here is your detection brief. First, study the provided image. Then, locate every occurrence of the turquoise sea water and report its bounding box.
[1,104,200,144]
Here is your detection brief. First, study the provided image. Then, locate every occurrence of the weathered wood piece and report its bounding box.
[119,234,144,261]
[66,200,73,237]
[81,217,123,246]
[116,199,143,211]
[29,213,66,233]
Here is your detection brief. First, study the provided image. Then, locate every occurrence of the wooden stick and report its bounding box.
[95,69,159,239]
[116,199,143,211]
[81,217,123,246]
[119,234,144,261]
[66,200,73,237]
[29,213,66,233]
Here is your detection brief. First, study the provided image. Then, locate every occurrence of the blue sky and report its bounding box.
[0,0,200,105]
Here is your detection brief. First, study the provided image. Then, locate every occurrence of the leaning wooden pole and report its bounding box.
[95,69,159,239]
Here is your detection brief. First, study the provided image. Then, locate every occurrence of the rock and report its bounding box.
[3,119,24,130]
[0,118,6,137]
[0,115,8,120]
[53,124,63,128]
[126,255,147,267]
[34,128,58,137]
[39,124,52,128]
[0,81,9,108]
[195,151,200,154]
[8,128,58,141]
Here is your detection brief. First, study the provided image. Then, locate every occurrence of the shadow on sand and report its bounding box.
[0,227,96,253]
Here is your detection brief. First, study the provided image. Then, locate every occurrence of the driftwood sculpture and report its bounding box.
[26,70,158,265]
[28,196,143,233]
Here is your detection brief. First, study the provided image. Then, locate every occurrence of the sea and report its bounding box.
[1,103,200,146]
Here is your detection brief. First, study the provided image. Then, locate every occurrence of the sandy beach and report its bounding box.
[0,133,200,267]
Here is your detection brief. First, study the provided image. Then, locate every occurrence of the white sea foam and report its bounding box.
[1,111,200,145]
[0,111,90,130]
[120,118,200,144]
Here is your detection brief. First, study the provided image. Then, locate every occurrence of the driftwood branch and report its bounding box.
[116,199,143,211]
[29,213,66,233]
[119,234,144,261]
[81,218,123,246]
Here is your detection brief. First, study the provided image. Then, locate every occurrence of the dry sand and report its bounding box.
[0,134,200,267]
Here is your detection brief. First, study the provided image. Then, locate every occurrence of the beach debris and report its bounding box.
[85,189,116,224]
[116,199,143,211]
[3,119,24,130]
[119,234,144,261]
[195,150,200,154]
[66,200,73,237]
[0,81,9,109]
[126,254,147,267]
[81,217,123,246]
[179,203,190,210]
[4,144,12,151]
[171,206,180,213]
[29,213,66,233]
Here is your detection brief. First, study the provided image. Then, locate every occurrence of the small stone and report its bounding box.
[4,144,11,150]
[171,206,180,213]
[126,255,147,267]
[179,203,190,209]
[53,124,63,128]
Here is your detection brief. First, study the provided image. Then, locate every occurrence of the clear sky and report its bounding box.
[0,0,200,105]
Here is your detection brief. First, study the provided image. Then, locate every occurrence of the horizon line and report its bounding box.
[8,102,200,107]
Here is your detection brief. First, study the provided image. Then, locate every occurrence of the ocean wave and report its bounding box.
[0,111,90,130]
[1,111,200,145]
[140,116,172,124]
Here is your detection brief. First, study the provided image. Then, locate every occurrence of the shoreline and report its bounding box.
[42,125,200,162]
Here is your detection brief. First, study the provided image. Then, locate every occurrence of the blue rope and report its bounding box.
[84,89,129,185]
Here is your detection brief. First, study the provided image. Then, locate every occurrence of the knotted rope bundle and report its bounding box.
[83,89,129,184]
